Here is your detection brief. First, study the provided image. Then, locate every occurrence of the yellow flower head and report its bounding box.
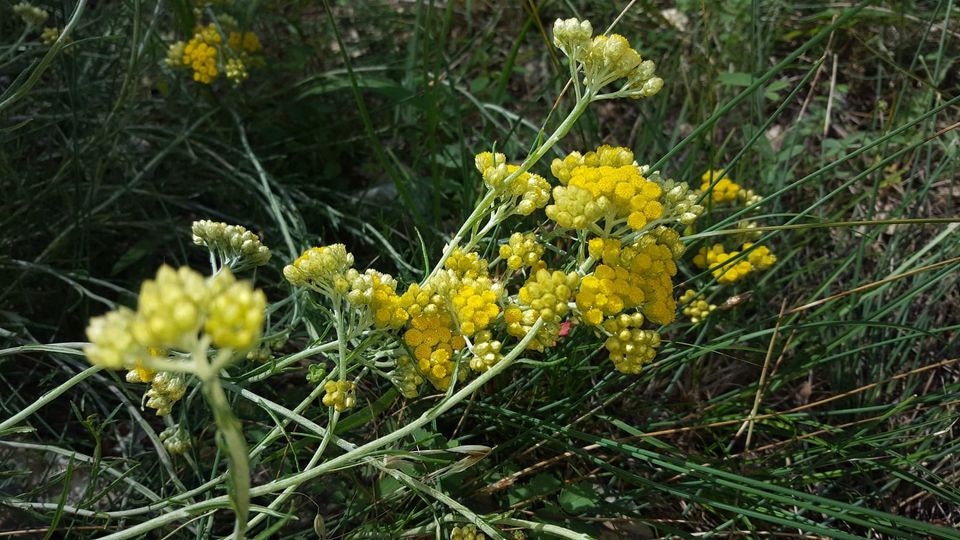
[204,273,267,350]
[450,524,487,540]
[284,244,354,295]
[165,41,187,68]
[499,232,544,271]
[85,308,141,370]
[552,18,593,60]
[40,27,60,46]
[450,277,502,336]
[159,425,192,456]
[679,289,715,324]
[469,330,503,373]
[547,147,663,234]
[572,32,663,98]
[183,36,218,84]
[346,269,408,329]
[145,371,188,416]
[700,169,741,204]
[322,379,356,412]
[225,58,249,84]
[474,152,551,215]
[228,31,261,53]
[403,310,466,390]
[602,315,660,374]
[132,265,210,349]
[444,248,488,280]
[744,242,777,270]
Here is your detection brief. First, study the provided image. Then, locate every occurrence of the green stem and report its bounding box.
[97,318,545,540]
[0,364,101,434]
[429,92,594,279]
[0,0,87,113]
[194,344,249,540]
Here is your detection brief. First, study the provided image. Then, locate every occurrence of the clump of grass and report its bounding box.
[2,1,958,538]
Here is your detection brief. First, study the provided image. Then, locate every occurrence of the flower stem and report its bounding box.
[429,91,594,278]
[194,341,249,540]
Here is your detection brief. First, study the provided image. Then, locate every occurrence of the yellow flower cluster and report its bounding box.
[546,146,663,232]
[693,242,776,284]
[679,289,715,324]
[450,279,500,336]
[144,371,188,416]
[393,249,506,386]
[85,266,266,372]
[577,263,644,326]
[346,269,408,329]
[506,268,580,350]
[700,169,741,204]
[474,152,551,215]
[167,22,263,85]
[322,379,356,411]
[390,355,424,398]
[469,330,503,373]
[552,18,663,98]
[444,248,488,280]
[499,232,544,271]
[40,27,60,46]
[181,24,221,84]
[602,314,660,374]
[227,31,261,53]
[551,145,636,184]
[403,311,467,390]
[225,58,248,84]
[450,524,486,540]
[284,244,354,295]
[578,235,678,326]
[204,274,267,349]
[744,242,777,270]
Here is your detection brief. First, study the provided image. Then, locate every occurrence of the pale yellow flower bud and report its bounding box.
[13,2,48,26]
[205,274,267,350]
[85,308,141,370]
[552,18,593,60]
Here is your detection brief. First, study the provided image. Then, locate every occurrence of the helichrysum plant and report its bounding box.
[678,168,778,324]
[165,9,263,86]
[84,247,268,537]
[74,16,750,539]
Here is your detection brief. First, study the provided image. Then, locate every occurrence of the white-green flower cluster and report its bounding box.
[160,425,192,456]
[13,2,48,26]
[553,17,663,99]
[656,176,705,225]
[192,220,272,271]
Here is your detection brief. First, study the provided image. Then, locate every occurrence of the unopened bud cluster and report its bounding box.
[450,524,486,540]
[322,380,356,412]
[13,2,48,26]
[553,17,663,98]
[679,289,716,324]
[160,425,192,456]
[192,220,271,270]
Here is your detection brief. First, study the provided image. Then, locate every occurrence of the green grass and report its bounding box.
[1,0,958,538]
